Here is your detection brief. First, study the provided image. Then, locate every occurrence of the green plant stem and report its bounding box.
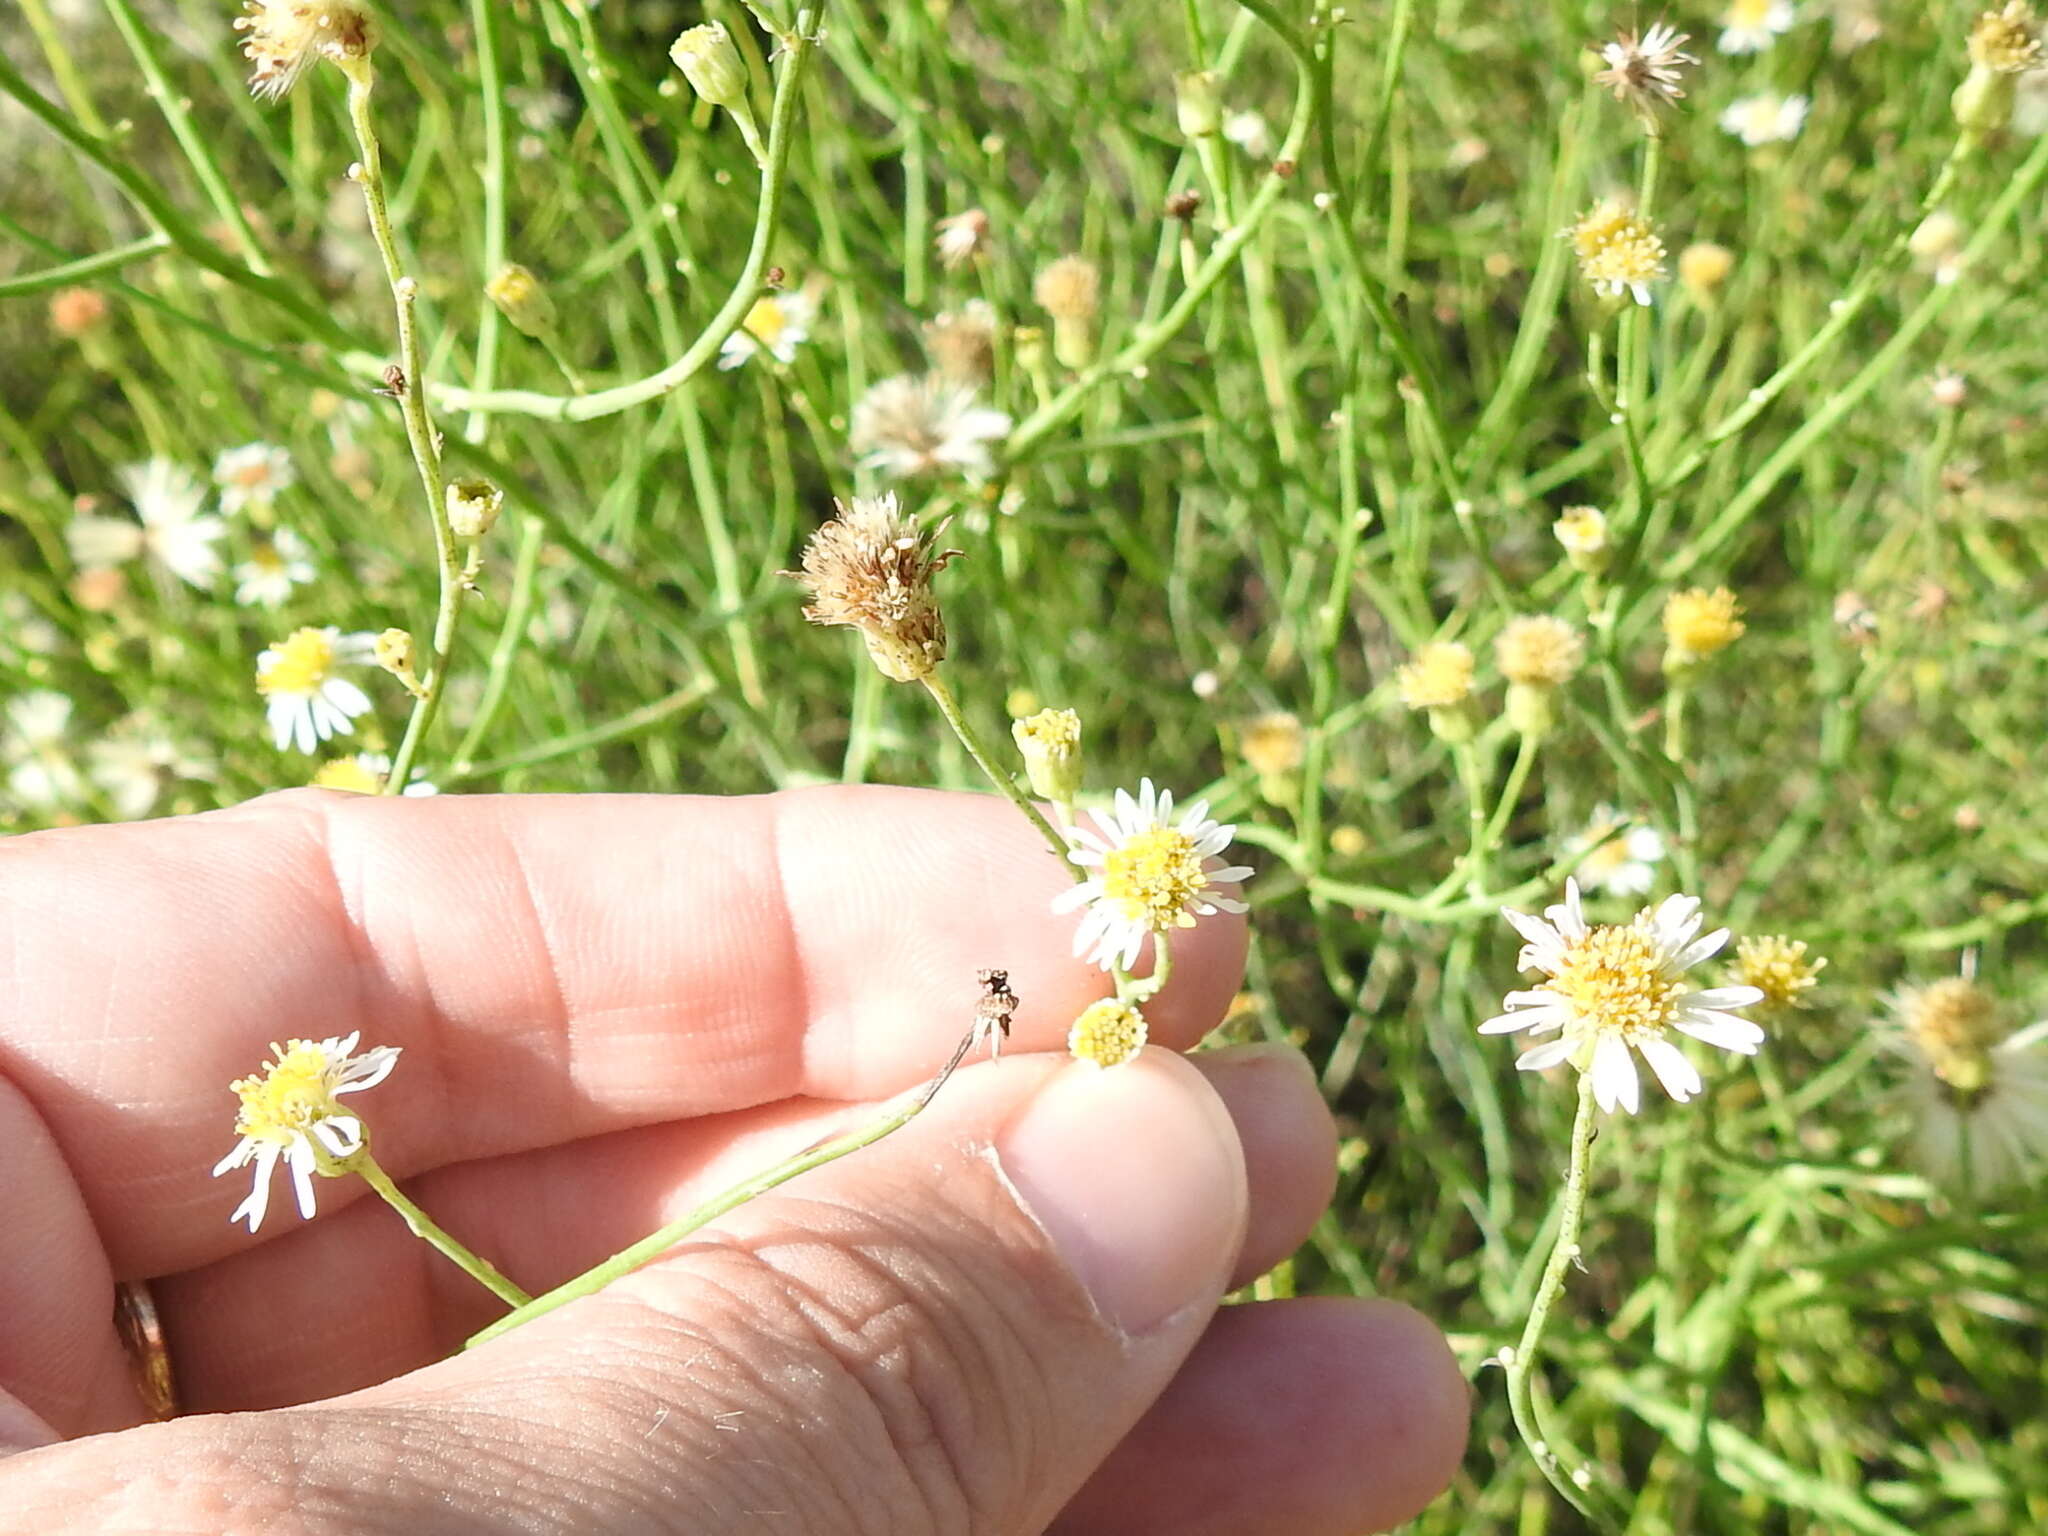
[352,1152,532,1309]
[99,0,270,273]
[0,233,171,297]
[1653,144,1969,499]
[337,61,464,793]
[374,13,818,421]
[1481,731,1542,854]
[920,671,1072,866]
[1503,1071,1613,1525]
[466,1020,987,1349]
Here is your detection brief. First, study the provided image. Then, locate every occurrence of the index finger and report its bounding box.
[0,785,1248,1275]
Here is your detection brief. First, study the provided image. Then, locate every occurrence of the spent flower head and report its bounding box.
[1238,711,1307,779]
[1553,505,1611,573]
[212,1031,400,1231]
[851,374,1012,483]
[236,1,378,100]
[933,208,992,271]
[1481,881,1765,1113]
[1593,21,1697,125]
[1891,978,2048,1195]
[1568,202,1666,306]
[1052,779,1253,972]
[1495,615,1584,688]
[1397,641,1475,710]
[790,493,960,682]
[1969,2,2045,71]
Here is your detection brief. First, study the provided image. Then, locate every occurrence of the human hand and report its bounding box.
[0,787,1466,1533]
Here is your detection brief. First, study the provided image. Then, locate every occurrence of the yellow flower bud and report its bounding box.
[669,22,749,110]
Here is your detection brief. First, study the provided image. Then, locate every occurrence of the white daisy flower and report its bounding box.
[1052,779,1254,972]
[233,527,316,609]
[718,290,815,370]
[310,751,438,797]
[1890,978,2048,1197]
[213,441,297,514]
[1480,880,1765,1114]
[1718,0,1795,53]
[213,1031,401,1232]
[70,459,228,588]
[850,373,1013,482]
[1565,806,1667,896]
[3,690,84,809]
[87,723,209,820]
[1719,92,1810,145]
[255,626,378,754]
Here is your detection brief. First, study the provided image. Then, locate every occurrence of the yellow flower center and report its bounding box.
[1734,935,1824,1009]
[1579,828,1633,881]
[1573,206,1666,289]
[743,297,789,345]
[1068,999,1149,1068]
[257,628,334,696]
[1397,641,1475,710]
[1103,826,1209,931]
[310,758,381,794]
[1545,923,1683,1043]
[229,1040,345,1145]
[1725,0,1774,27]
[1662,587,1745,659]
[248,541,284,572]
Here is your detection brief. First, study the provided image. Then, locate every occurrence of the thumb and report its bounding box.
[0,1050,1248,1534]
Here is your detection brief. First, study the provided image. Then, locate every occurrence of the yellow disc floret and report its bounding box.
[1662,586,1745,664]
[1546,921,1684,1045]
[1733,935,1825,1010]
[229,1039,352,1147]
[1068,999,1149,1068]
[256,627,335,696]
[1102,826,1212,932]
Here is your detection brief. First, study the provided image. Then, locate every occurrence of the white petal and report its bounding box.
[338,1046,400,1092]
[1637,1038,1702,1103]
[1515,1036,1578,1071]
[1674,1011,1766,1053]
[1690,986,1764,1010]
[1672,926,1732,971]
[286,1141,320,1220]
[1589,1035,1639,1114]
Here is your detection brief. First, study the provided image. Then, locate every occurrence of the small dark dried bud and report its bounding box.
[764,265,786,288]
[379,363,407,398]
[1165,189,1203,221]
[1273,158,1297,179]
[975,967,1020,1058]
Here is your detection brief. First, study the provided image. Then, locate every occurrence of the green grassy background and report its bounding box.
[4,0,2047,1529]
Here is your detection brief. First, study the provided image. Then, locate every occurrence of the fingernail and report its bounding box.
[996,1051,1246,1336]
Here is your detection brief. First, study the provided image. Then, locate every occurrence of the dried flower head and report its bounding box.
[1593,21,1697,124]
[1678,242,1736,303]
[49,287,110,338]
[934,208,992,271]
[850,374,1012,483]
[790,494,960,682]
[1733,935,1826,1011]
[1969,2,2045,71]
[1482,881,1765,1113]
[1068,999,1149,1069]
[1238,711,1306,779]
[236,1,379,100]
[1891,978,2048,1194]
[1662,586,1746,664]
[1495,616,1584,688]
[923,300,998,385]
[213,1031,400,1231]
[1034,255,1102,322]
[1396,641,1475,710]
[1568,202,1666,306]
